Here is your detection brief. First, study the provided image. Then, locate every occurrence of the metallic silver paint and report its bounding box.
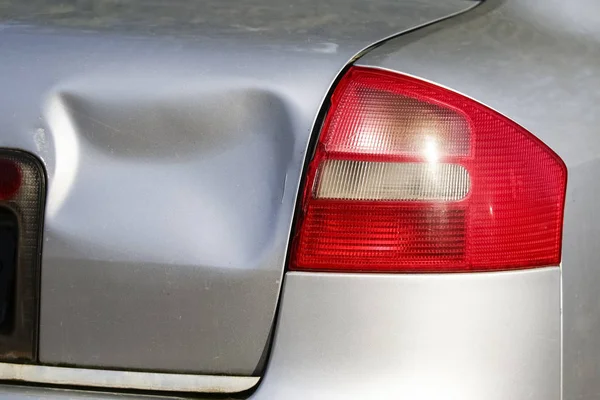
[358,1,600,398]
[0,268,562,400]
[255,269,560,400]
[0,0,570,399]
[0,0,475,380]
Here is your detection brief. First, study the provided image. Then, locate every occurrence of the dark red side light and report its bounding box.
[0,159,21,201]
[291,66,567,273]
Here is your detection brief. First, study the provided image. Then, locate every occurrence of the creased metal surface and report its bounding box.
[0,0,475,378]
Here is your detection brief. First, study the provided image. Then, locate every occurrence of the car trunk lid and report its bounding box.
[0,0,476,379]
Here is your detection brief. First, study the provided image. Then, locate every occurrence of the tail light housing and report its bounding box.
[0,150,45,360]
[291,66,567,273]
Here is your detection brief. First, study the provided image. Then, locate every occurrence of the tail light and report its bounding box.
[291,66,567,273]
[0,150,45,360]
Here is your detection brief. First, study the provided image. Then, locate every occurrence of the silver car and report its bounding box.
[0,0,596,399]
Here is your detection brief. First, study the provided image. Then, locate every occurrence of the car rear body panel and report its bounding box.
[1,0,596,398]
[0,0,476,382]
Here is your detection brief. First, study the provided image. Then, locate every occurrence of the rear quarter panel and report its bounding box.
[357,0,600,398]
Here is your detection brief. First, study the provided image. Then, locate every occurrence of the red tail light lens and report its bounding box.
[291,66,567,273]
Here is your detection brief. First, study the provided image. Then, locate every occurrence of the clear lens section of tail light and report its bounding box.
[291,66,567,273]
[316,161,470,201]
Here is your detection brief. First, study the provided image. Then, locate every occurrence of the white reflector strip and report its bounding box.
[316,160,470,201]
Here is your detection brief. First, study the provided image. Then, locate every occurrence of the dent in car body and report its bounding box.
[0,0,476,378]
